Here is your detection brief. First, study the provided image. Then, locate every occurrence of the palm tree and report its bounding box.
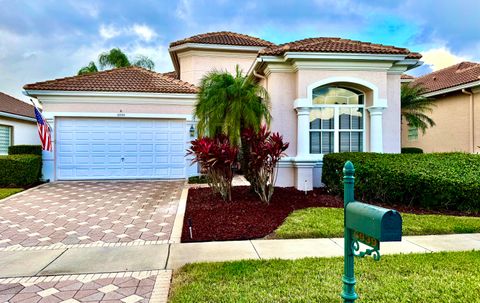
[401,83,436,133]
[194,66,271,146]
[78,48,155,75]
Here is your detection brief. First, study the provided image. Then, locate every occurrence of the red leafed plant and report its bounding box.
[187,135,238,201]
[242,126,289,203]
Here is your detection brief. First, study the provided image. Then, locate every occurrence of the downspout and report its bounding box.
[253,70,267,91]
[462,88,474,153]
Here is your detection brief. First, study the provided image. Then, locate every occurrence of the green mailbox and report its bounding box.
[341,161,402,303]
[346,202,402,243]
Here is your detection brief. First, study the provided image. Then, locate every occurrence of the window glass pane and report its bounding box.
[310,132,320,154]
[408,126,418,141]
[339,132,350,152]
[322,132,334,154]
[310,108,334,130]
[312,86,364,105]
[339,108,351,129]
[0,126,11,155]
[351,108,363,129]
[339,108,363,130]
[351,132,363,152]
[310,132,333,154]
[339,131,363,152]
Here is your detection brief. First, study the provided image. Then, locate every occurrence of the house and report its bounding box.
[401,62,480,153]
[24,31,421,189]
[0,92,40,154]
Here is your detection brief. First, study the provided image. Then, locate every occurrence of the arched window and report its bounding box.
[310,86,365,154]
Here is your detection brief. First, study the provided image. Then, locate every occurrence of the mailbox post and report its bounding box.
[340,161,402,303]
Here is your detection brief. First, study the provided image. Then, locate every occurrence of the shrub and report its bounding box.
[188,175,209,184]
[187,136,238,201]
[242,126,289,203]
[401,147,423,154]
[0,155,42,187]
[322,152,480,211]
[8,145,42,156]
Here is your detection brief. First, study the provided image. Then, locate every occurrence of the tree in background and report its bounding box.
[77,48,155,75]
[401,83,436,133]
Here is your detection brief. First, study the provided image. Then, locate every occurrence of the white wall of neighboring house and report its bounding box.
[0,115,40,147]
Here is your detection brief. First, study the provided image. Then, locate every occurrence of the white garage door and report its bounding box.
[56,118,187,180]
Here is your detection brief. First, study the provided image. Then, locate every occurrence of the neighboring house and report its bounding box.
[401,62,480,153]
[0,92,40,154]
[24,31,421,189]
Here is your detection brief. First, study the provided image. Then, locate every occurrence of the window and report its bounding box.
[310,86,364,154]
[408,126,418,141]
[0,125,12,155]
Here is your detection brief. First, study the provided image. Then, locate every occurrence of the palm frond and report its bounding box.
[401,83,436,134]
[194,65,271,145]
[77,61,98,75]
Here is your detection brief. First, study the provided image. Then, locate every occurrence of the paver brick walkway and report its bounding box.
[0,270,171,303]
[0,181,183,250]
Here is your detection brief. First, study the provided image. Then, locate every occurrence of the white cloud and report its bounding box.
[131,24,157,42]
[421,47,469,71]
[175,0,195,27]
[99,24,121,39]
[126,44,173,72]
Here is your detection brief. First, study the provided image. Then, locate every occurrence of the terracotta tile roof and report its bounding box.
[170,31,275,48]
[162,71,179,79]
[258,37,421,59]
[401,74,416,80]
[24,67,198,94]
[412,62,480,94]
[0,92,35,119]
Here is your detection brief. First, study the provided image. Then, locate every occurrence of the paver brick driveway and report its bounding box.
[0,181,183,249]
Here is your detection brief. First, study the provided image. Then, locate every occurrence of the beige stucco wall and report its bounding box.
[401,90,479,153]
[0,116,40,146]
[177,49,258,85]
[267,72,298,156]
[42,101,194,116]
[385,73,402,153]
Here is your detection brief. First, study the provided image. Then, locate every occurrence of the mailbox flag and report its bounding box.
[34,106,52,152]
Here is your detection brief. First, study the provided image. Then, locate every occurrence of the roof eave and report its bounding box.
[23,89,197,99]
[0,111,36,122]
[423,81,480,97]
[169,42,266,53]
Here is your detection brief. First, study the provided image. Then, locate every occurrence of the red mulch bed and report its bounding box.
[182,186,342,242]
[182,186,480,242]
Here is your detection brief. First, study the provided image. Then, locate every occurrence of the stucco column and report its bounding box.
[368,107,385,153]
[296,107,310,157]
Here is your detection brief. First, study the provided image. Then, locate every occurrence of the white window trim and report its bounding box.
[0,125,12,155]
[308,103,366,155]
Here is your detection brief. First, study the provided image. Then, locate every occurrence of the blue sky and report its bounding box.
[1,0,479,101]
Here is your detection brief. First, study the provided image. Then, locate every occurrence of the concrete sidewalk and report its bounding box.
[1,233,479,278]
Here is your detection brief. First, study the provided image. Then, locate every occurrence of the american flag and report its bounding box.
[34,106,52,151]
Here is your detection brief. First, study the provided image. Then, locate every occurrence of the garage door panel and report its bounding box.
[170,133,184,141]
[75,132,91,140]
[56,118,186,180]
[108,144,122,153]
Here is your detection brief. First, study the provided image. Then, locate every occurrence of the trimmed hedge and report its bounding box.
[322,152,480,211]
[8,145,42,156]
[401,147,423,154]
[0,155,42,187]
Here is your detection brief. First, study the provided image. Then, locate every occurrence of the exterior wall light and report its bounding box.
[189,125,195,137]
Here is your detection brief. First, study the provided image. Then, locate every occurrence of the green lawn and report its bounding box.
[169,251,480,302]
[275,207,480,239]
[0,188,22,200]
